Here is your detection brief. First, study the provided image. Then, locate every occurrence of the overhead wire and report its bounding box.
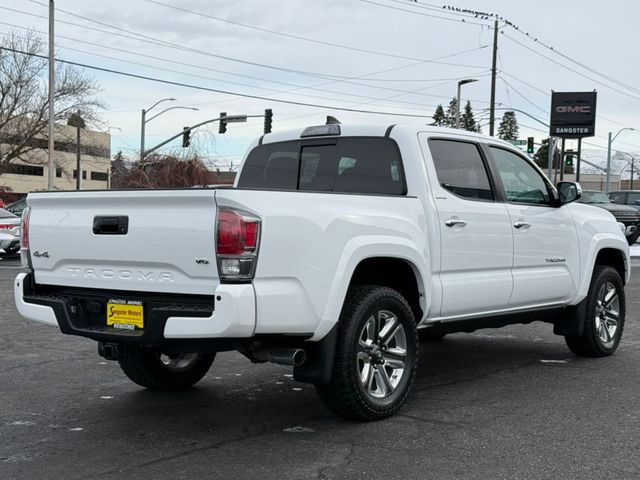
[502,32,640,104]
[0,21,455,112]
[359,0,490,27]
[25,0,487,74]
[2,6,491,104]
[0,45,438,118]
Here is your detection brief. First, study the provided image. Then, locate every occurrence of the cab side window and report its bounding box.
[490,147,551,205]
[428,139,494,201]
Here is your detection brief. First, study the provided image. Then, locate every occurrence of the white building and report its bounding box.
[0,124,110,195]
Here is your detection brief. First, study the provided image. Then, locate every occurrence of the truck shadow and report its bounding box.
[92,329,582,434]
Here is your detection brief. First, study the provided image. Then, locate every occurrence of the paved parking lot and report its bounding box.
[3,256,640,480]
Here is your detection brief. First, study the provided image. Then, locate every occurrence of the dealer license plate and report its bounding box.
[106,299,144,330]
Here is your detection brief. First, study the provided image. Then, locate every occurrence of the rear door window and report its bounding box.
[331,138,405,195]
[237,137,406,195]
[428,139,494,201]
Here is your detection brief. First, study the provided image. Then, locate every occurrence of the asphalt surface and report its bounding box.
[2,256,640,480]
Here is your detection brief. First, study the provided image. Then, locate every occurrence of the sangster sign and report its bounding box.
[549,91,597,138]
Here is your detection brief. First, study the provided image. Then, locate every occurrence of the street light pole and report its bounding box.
[606,127,635,192]
[456,79,478,129]
[140,106,199,159]
[140,97,176,160]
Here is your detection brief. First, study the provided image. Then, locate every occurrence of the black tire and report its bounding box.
[316,286,419,421]
[418,328,447,342]
[626,229,640,246]
[117,345,215,390]
[565,266,625,357]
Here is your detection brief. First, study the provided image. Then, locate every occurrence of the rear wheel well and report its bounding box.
[347,257,423,322]
[595,248,626,283]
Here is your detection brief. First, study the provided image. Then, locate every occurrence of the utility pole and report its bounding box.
[489,19,498,137]
[47,0,55,190]
[631,158,635,190]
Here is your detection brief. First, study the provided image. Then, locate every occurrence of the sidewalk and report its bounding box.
[631,244,640,258]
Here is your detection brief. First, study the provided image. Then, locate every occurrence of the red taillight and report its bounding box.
[0,224,14,230]
[216,207,261,281]
[20,207,30,250]
[217,208,259,255]
[245,221,258,250]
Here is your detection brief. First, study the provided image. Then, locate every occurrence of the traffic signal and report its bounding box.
[264,108,273,134]
[219,112,227,134]
[527,137,534,154]
[565,154,574,167]
[182,126,190,148]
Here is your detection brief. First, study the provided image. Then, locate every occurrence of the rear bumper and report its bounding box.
[0,237,19,250]
[14,272,256,343]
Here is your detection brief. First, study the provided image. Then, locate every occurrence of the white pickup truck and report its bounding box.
[15,123,630,421]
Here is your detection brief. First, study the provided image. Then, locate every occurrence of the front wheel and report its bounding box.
[316,286,419,421]
[565,266,625,357]
[118,345,215,390]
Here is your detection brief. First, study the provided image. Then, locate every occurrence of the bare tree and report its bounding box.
[117,154,217,189]
[0,31,103,173]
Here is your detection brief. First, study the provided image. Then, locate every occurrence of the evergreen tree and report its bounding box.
[444,97,458,128]
[461,100,481,133]
[533,138,572,174]
[497,111,519,140]
[431,104,446,126]
[110,151,129,189]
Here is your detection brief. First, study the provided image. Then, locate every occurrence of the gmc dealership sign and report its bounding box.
[549,91,597,138]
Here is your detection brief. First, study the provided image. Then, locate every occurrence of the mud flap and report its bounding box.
[553,299,587,337]
[293,325,338,385]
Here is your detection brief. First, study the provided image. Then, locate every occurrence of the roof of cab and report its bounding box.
[260,123,516,149]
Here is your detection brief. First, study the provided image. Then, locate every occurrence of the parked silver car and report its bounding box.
[0,208,21,255]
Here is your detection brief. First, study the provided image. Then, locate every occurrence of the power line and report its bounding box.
[0,45,435,118]
[4,6,491,103]
[502,32,640,104]
[377,3,640,114]
[498,76,547,115]
[434,2,640,99]
[143,0,482,65]
[26,0,487,74]
[359,0,490,27]
[0,21,453,112]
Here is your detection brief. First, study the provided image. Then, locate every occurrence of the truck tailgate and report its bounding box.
[27,190,219,295]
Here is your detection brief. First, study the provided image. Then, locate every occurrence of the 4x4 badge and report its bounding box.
[33,251,50,258]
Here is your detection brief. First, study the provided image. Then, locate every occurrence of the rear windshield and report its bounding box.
[237,137,406,195]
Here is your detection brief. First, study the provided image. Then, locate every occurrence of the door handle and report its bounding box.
[513,221,531,230]
[444,218,467,228]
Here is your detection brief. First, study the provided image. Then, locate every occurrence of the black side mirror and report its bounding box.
[556,181,582,205]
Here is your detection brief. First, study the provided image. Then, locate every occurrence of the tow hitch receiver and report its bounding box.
[98,342,119,361]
